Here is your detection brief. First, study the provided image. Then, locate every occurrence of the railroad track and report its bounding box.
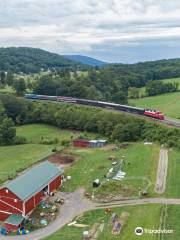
[162,118,180,128]
[27,97,180,129]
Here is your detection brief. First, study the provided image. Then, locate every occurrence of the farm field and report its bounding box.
[0,124,79,184]
[164,205,180,240]
[63,143,160,198]
[165,149,180,198]
[44,204,163,240]
[129,91,180,119]
[16,124,78,143]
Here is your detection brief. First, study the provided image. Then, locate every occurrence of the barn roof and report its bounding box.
[5,161,63,201]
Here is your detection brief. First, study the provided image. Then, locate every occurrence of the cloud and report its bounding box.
[0,0,180,62]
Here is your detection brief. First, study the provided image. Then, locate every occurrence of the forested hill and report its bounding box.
[63,55,107,66]
[105,58,180,87]
[0,47,85,73]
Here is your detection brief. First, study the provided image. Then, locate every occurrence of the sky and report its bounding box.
[0,0,180,63]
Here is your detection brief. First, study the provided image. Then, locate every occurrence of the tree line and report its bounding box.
[0,94,179,149]
[145,81,179,96]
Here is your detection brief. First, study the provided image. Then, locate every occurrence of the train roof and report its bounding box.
[98,101,144,111]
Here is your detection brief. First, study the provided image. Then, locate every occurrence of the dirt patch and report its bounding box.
[48,152,76,166]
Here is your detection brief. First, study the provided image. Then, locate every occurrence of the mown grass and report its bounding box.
[164,205,180,240]
[44,204,163,240]
[165,149,180,198]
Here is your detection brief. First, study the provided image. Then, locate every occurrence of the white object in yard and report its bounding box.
[144,142,153,145]
[113,171,126,180]
[67,176,72,180]
[109,168,113,173]
[112,162,117,165]
[68,221,77,226]
[83,231,89,237]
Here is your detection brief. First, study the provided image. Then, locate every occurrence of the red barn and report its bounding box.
[73,139,90,148]
[0,161,63,224]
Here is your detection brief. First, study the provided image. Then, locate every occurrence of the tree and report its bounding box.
[0,71,6,86]
[13,78,26,95]
[0,117,16,145]
[6,71,14,86]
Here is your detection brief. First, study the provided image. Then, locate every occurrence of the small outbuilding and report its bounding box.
[73,139,90,148]
[73,139,107,148]
[4,214,24,231]
[0,161,63,222]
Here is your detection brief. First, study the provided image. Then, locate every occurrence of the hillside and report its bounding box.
[63,55,107,66]
[0,47,85,73]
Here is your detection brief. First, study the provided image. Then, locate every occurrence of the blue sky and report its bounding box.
[0,0,180,63]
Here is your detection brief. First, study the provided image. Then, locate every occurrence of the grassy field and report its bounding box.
[164,205,180,240]
[63,143,160,198]
[129,91,180,119]
[0,124,80,184]
[44,204,163,240]
[16,124,78,143]
[129,77,180,119]
[165,149,180,198]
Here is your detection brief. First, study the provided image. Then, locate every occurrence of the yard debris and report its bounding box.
[67,175,72,180]
[40,219,47,226]
[84,192,91,198]
[54,197,64,204]
[111,213,118,224]
[119,143,129,149]
[93,179,101,188]
[40,212,45,217]
[144,142,153,145]
[112,171,126,181]
[83,230,90,240]
[68,221,77,226]
[112,221,121,235]
[73,223,89,228]
[105,208,111,214]
[108,155,116,161]
[112,161,117,165]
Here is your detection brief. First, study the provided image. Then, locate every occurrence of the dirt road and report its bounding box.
[154,149,168,194]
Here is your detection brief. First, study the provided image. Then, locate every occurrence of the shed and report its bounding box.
[0,161,63,221]
[4,214,24,231]
[73,139,90,148]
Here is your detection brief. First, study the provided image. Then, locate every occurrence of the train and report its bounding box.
[25,94,165,120]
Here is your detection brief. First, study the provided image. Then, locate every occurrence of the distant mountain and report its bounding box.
[63,55,107,66]
[0,47,85,73]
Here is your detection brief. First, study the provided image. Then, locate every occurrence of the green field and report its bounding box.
[44,204,164,240]
[129,91,180,119]
[63,143,160,197]
[164,205,180,240]
[0,124,79,184]
[165,149,180,198]
[129,77,180,119]
[16,124,78,143]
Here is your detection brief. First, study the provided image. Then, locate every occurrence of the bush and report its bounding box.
[14,136,27,145]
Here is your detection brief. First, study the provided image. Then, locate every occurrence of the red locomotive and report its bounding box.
[144,110,164,120]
